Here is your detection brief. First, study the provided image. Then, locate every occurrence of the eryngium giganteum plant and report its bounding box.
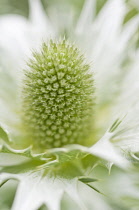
[0,0,139,210]
[21,40,95,150]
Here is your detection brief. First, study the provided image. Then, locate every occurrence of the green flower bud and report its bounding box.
[22,39,95,149]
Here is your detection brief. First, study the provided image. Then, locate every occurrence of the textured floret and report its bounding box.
[22,39,95,149]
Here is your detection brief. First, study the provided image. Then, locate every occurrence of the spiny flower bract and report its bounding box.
[22,39,94,149]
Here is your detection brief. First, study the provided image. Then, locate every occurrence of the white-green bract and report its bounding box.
[0,0,139,210]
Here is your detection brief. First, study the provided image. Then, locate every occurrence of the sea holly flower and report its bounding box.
[21,39,95,150]
[0,0,139,209]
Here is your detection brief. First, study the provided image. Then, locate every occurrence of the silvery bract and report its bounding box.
[0,0,139,210]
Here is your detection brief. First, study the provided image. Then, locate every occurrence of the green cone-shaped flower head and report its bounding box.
[22,39,95,149]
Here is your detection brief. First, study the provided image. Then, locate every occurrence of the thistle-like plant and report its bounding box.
[0,37,130,210]
[0,0,139,210]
